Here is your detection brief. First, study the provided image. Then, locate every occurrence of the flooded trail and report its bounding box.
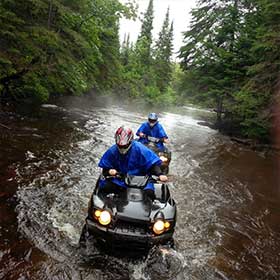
[0,103,279,279]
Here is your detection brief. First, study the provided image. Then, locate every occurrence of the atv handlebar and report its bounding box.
[143,135,164,143]
[104,172,125,180]
[147,135,162,143]
[104,173,166,183]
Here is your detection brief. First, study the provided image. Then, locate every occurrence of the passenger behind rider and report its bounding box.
[136,113,169,152]
[98,126,168,200]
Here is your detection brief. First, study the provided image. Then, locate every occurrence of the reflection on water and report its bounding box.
[0,102,279,279]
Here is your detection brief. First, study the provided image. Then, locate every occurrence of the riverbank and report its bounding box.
[197,119,280,153]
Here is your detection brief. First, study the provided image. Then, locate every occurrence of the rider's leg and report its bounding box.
[99,181,124,196]
[144,189,156,201]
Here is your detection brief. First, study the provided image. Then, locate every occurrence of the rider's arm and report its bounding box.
[163,138,169,144]
[150,165,168,182]
[136,130,145,138]
[102,168,117,176]
[102,168,111,176]
[150,164,163,176]
[136,123,149,138]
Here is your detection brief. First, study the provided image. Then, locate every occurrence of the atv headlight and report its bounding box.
[153,220,165,235]
[94,209,111,226]
[164,221,171,229]
[159,156,168,162]
[94,209,102,218]
[99,210,111,225]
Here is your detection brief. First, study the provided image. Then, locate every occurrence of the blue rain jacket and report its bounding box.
[98,141,162,190]
[136,122,168,151]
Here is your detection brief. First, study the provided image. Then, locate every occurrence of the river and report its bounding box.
[0,100,279,280]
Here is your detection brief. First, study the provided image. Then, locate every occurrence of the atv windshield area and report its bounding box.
[125,174,150,188]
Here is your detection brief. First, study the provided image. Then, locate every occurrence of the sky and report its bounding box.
[119,0,197,58]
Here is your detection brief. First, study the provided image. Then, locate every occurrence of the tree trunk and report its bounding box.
[216,96,223,125]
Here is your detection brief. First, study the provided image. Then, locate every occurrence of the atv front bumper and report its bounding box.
[86,218,173,248]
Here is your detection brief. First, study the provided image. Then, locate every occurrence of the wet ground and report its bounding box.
[0,100,279,279]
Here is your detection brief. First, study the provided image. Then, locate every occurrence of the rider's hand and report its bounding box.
[139,132,146,138]
[109,169,117,176]
[159,175,168,182]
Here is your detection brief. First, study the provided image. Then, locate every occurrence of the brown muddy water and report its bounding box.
[0,101,279,280]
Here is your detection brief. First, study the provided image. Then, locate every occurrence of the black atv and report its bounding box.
[80,174,176,251]
[144,136,172,175]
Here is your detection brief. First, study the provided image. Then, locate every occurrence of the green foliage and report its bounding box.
[144,85,161,102]
[136,0,154,64]
[0,0,133,103]
[178,0,276,141]
[153,9,174,92]
[155,86,176,105]
[118,3,175,107]
[1,0,178,110]
[19,73,50,102]
[233,89,270,138]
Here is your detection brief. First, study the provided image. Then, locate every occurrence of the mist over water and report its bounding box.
[1,100,279,279]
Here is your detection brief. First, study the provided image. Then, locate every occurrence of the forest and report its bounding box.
[0,0,280,141]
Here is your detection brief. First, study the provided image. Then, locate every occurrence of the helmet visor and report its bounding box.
[148,119,157,123]
[117,143,131,154]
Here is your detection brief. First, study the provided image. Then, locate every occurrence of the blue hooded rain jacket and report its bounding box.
[136,122,168,151]
[98,141,162,190]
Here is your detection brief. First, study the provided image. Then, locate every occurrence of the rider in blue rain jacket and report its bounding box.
[98,126,168,200]
[136,113,169,152]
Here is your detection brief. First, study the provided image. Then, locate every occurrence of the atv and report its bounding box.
[144,136,171,175]
[80,174,176,251]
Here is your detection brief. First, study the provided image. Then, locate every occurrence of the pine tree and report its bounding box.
[178,0,280,139]
[135,0,154,68]
[153,8,174,92]
[120,33,131,66]
[234,0,280,138]
[179,0,257,125]
[249,0,280,91]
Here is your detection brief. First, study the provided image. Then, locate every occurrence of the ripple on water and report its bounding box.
[13,105,279,280]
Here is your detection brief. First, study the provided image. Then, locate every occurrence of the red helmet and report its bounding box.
[115,126,134,154]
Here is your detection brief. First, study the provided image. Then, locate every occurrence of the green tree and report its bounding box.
[120,33,132,66]
[122,0,155,98]
[178,0,272,139]
[179,0,247,121]
[234,0,280,138]
[135,0,154,67]
[0,0,133,103]
[153,8,174,92]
